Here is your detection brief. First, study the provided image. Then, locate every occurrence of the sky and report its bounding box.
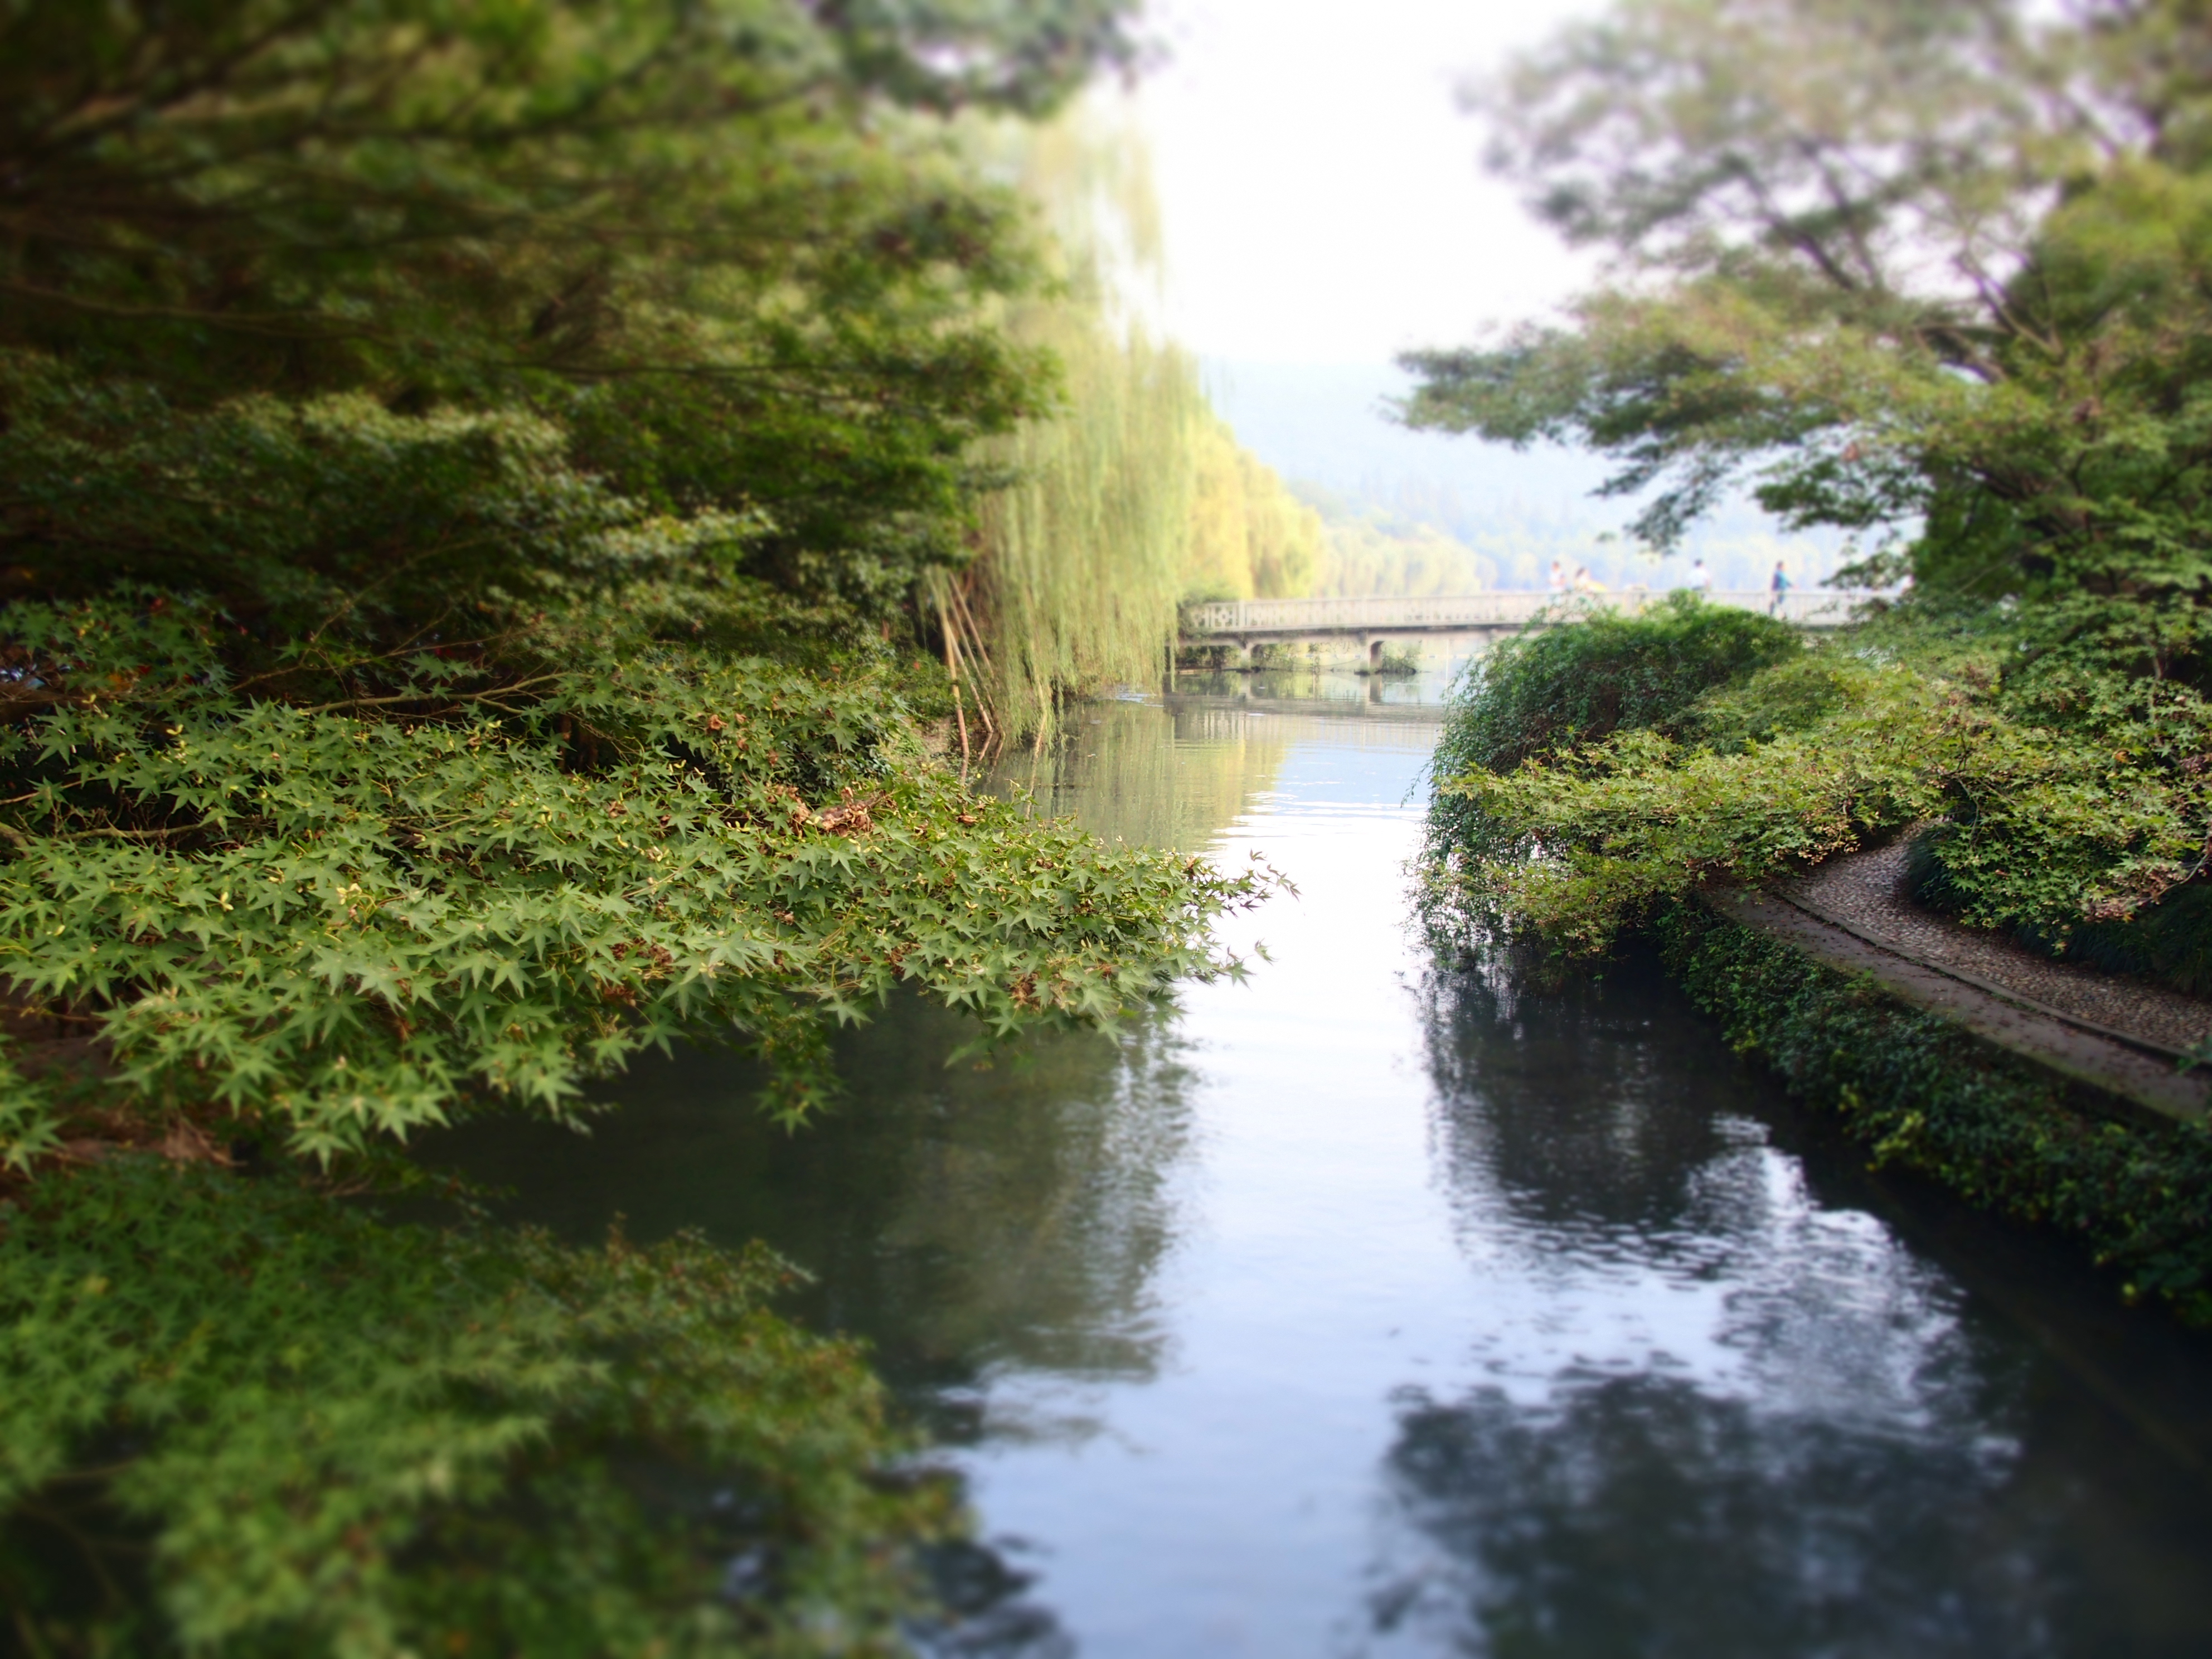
[1114,0,1845,586]
[1128,0,1599,367]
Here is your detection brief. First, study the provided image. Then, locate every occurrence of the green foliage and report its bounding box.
[942,113,1218,740]
[1914,827,2212,1000]
[0,353,742,634]
[1657,903,2212,1322]
[0,585,1266,1167]
[0,0,1148,614]
[2028,887,2212,1000]
[1435,592,1799,774]
[1412,0,2212,1046]
[1184,412,1323,603]
[1398,0,2049,554]
[1896,596,2212,933]
[1398,0,2212,604]
[1425,598,2211,961]
[1,1156,942,1658]
[1425,595,1800,933]
[944,313,1200,739]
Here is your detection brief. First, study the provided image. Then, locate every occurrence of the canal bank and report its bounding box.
[429,679,2212,1657]
[1659,889,2212,1327]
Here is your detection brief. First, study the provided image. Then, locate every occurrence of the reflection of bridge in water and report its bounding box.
[1181,590,1872,667]
[1166,688,1448,739]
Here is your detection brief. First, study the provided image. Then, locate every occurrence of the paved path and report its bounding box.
[1709,841,2211,1127]
[1786,842,2212,1058]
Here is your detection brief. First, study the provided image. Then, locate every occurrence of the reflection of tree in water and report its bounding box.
[810,992,1198,1403]
[1411,957,2000,1389]
[910,1537,1075,1659]
[1376,960,2059,1656]
[1381,957,2212,1657]
[1416,953,1781,1247]
[434,995,1189,1659]
[434,989,1198,1404]
[989,696,1292,853]
[1370,1375,2053,1659]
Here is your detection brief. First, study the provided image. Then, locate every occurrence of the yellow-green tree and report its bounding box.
[1185,414,1326,601]
[939,108,1320,740]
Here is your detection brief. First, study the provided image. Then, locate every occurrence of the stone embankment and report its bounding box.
[1711,840,2211,1127]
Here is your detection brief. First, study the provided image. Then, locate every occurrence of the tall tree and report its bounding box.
[0,0,1146,611]
[1400,0,2212,602]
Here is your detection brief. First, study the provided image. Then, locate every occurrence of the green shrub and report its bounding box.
[1438,593,1801,770]
[1425,595,1806,948]
[0,588,1267,1167]
[1435,591,1801,775]
[1425,596,2212,978]
[2048,885,2212,998]
[1913,833,2212,998]
[0,1157,944,1658]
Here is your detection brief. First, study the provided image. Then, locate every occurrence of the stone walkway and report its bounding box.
[1707,841,2212,1127]
[1784,842,2212,1059]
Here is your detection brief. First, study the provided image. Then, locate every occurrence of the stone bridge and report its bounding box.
[1180,590,1873,667]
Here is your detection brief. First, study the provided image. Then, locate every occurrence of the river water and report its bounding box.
[436,675,2212,1658]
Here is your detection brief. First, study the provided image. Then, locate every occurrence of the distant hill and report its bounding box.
[1201,358,1846,595]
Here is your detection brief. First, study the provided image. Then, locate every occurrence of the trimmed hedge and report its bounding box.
[1657,900,2212,1322]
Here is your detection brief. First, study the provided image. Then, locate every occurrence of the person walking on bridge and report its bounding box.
[1768,559,1792,616]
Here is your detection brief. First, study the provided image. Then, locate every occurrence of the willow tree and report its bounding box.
[1185,413,1327,601]
[933,109,1323,743]
[919,110,1199,743]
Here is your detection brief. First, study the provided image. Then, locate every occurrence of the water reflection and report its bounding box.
[989,692,1293,853]
[1372,1376,2046,1659]
[1172,668,1448,711]
[432,995,1196,1417]
[1365,958,2212,1657]
[914,1536,1074,1659]
[1412,958,1985,1399]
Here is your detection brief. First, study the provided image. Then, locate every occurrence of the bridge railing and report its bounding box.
[1181,590,1879,634]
